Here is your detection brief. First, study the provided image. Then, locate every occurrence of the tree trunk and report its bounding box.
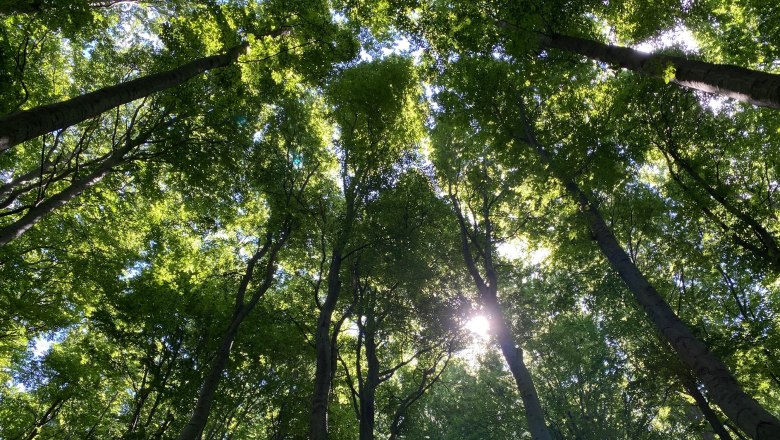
[0,44,246,151]
[486,294,551,440]
[359,325,379,440]
[178,234,284,440]
[516,111,780,439]
[177,318,241,440]
[682,376,734,440]
[0,140,134,246]
[310,250,343,440]
[311,191,356,440]
[450,191,551,440]
[536,33,780,109]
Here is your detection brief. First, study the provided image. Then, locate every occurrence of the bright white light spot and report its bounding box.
[359,48,373,62]
[633,25,699,54]
[497,239,550,265]
[345,319,360,337]
[32,336,53,358]
[465,315,490,339]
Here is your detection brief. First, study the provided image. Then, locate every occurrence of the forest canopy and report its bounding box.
[0,1,779,439]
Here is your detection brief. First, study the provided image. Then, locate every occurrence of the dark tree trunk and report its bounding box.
[0,139,135,246]
[0,44,246,150]
[450,191,551,440]
[310,249,344,440]
[682,376,734,440]
[178,233,285,440]
[358,324,379,440]
[536,33,780,109]
[516,107,780,439]
[485,294,551,440]
[311,193,356,440]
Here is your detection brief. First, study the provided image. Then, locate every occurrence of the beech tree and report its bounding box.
[2,1,780,440]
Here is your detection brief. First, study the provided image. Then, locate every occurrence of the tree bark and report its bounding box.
[358,321,379,440]
[515,106,780,440]
[0,139,135,246]
[310,249,344,440]
[178,232,286,440]
[450,192,552,440]
[0,44,246,151]
[682,376,734,440]
[486,295,551,440]
[311,192,356,440]
[535,32,780,109]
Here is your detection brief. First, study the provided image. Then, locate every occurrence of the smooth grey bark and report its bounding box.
[534,32,780,109]
[451,193,552,440]
[0,44,247,151]
[515,102,780,440]
[177,231,287,440]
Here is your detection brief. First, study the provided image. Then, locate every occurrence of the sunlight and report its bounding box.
[465,315,491,339]
[632,25,699,53]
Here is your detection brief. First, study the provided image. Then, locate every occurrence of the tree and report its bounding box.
[512,95,780,439]
[0,44,248,151]
[310,56,425,440]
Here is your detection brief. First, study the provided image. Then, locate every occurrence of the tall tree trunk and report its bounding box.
[0,139,135,246]
[0,44,247,151]
[311,193,356,440]
[178,233,285,440]
[533,32,780,109]
[515,106,780,439]
[310,249,344,440]
[681,376,734,440]
[359,324,379,440]
[450,192,551,440]
[485,294,551,440]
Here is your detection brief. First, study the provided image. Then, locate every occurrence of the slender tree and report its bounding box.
[513,96,780,440]
[0,44,251,151]
[310,57,423,439]
[449,188,552,440]
[177,226,290,440]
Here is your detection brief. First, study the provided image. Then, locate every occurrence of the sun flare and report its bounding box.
[465,315,491,339]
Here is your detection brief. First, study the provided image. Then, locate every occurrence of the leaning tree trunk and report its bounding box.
[534,32,780,109]
[485,293,551,440]
[681,376,734,440]
[0,44,247,151]
[0,139,136,246]
[451,194,551,440]
[516,110,780,439]
[178,235,284,440]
